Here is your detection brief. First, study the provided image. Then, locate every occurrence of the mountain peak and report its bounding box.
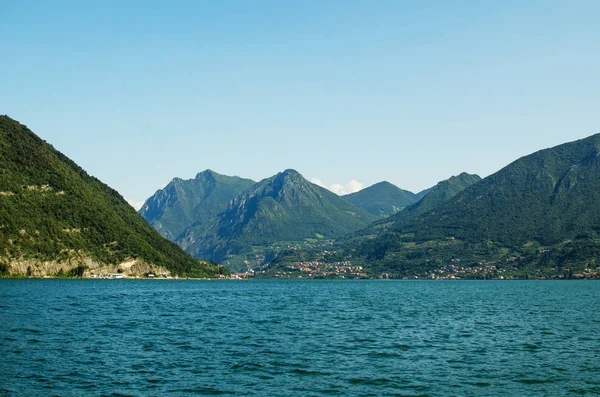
[139,170,255,240]
[343,180,417,217]
[272,169,305,187]
[369,181,398,191]
[444,172,481,185]
[181,169,376,271]
[280,169,302,179]
[195,169,218,180]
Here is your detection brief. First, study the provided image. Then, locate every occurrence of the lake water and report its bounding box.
[1,279,599,396]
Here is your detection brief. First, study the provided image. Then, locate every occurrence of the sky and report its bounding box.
[1,1,599,209]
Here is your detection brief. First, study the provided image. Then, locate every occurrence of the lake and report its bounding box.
[1,279,599,396]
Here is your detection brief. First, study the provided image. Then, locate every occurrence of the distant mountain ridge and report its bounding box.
[343,181,418,217]
[139,170,255,240]
[347,172,481,240]
[138,167,478,273]
[177,169,377,271]
[386,172,482,230]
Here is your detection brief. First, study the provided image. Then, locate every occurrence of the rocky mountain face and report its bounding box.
[177,169,377,271]
[139,170,255,240]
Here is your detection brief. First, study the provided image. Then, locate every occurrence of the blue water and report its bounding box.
[1,280,599,396]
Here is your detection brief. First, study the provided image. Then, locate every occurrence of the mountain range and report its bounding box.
[140,170,255,240]
[5,114,599,279]
[262,172,481,277]
[176,169,377,271]
[139,168,444,272]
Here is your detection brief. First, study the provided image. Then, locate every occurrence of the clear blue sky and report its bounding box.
[1,1,599,208]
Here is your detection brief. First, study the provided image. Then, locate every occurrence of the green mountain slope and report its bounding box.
[0,116,225,278]
[178,169,377,271]
[359,134,600,277]
[384,172,481,230]
[261,172,480,278]
[348,173,481,240]
[415,187,432,200]
[139,170,255,240]
[342,181,417,217]
[403,173,482,222]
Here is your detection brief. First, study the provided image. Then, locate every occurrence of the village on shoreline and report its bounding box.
[9,265,599,281]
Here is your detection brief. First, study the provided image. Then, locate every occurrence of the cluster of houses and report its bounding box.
[424,263,510,280]
[422,263,600,280]
[88,272,177,279]
[268,260,368,278]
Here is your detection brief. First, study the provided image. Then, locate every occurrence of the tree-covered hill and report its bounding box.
[346,173,481,241]
[139,170,255,240]
[358,134,600,277]
[395,172,482,226]
[0,115,225,278]
[342,181,418,217]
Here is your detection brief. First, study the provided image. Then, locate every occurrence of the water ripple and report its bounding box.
[0,279,599,396]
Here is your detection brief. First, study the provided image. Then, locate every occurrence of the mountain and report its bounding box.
[342,181,417,217]
[358,134,600,277]
[0,115,225,278]
[139,170,255,240]
[385,172,482,229]
[347,173,481,240]
[178,169,377,271]
[262,172,480,278]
